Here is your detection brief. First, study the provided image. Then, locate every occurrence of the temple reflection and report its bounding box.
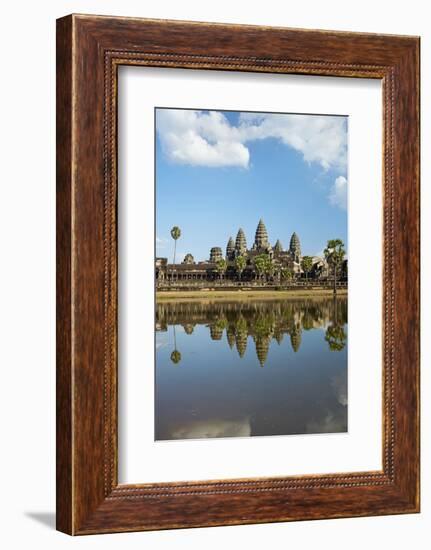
[156,297,347,366]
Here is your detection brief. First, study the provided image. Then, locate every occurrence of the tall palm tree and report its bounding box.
[170,325,181,365]
[324,239,346,295]
[170,226,181,265]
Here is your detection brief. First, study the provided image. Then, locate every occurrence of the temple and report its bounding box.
[156,219,346,286]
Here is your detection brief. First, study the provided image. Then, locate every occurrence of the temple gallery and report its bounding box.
[156,219,347,290]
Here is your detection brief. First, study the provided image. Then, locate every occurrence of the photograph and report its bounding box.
[154,107,349,441]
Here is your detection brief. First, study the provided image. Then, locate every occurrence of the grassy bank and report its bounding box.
[156,288,347,302]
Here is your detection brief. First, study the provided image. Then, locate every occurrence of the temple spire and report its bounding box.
[235,228,247,256]
[289,232,301,262]
[254,219,269,248]
[226,237,235,260]
[274,239,283,253]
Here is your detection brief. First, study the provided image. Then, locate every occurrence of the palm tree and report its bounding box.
[324,239,346,295]
[235,255,246,282]
[301,255,313,282]
[170,226,181,264]
[325,325,347,351]
[170,325,181,365]
[170,350,181,364]
[216,258,228,283]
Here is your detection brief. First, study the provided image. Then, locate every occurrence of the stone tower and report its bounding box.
[182,253,195,264]
[274,239,283,254]
[252,219,273,257]
[289,232,301,262]
[209,246,223,263]
[235,228,247,256]
[254,219,269,249]
[226,237,235,260]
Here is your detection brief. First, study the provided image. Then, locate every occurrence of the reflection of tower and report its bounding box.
[183,323,195,335]
[158,319,168,331]
[254,335,271,367]
[290,326,302,352]
[226,237,235,260]
[235,228,247,256]
[210,324,223,340]
[226,325,236,349]
[235,331,248,357]
[273,329,284,345]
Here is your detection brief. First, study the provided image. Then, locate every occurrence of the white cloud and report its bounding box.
[155,334,168,350]
[169,418,251,439]
[239,112,347,170]
[329,176,347,210]
[156,109,347,171]
[331,372,348,406]
[156,109,249,168]
[306,411,347,434]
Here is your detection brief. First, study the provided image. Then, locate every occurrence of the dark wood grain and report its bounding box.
[56,15,73,535]
[56,14,420,535]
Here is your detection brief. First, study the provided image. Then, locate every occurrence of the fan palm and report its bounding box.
[170,226,181,264]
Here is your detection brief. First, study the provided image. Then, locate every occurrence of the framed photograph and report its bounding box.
[56,14,420,535]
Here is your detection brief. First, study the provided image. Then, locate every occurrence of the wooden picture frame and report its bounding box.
[56,14,420,535]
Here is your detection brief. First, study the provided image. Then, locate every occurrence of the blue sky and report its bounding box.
[155,108,348,262]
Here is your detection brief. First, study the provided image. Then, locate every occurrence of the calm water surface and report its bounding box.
[155,297,347,440]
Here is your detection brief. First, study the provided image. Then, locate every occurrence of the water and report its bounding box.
[155,297,347,441]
